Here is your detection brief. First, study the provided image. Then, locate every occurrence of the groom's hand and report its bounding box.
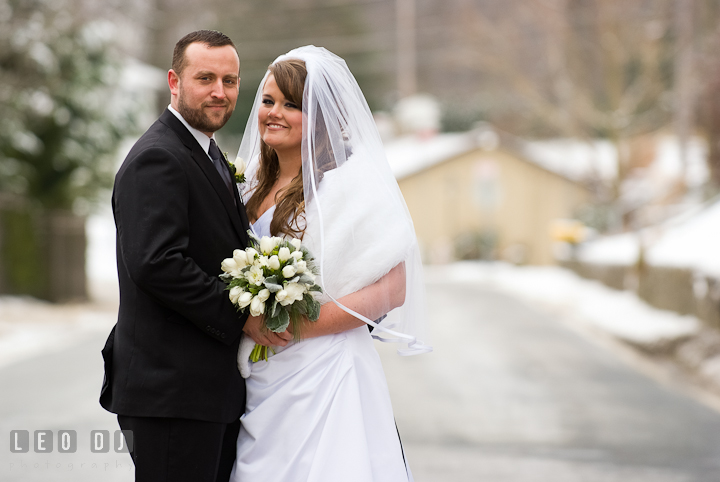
[243,315,293,346]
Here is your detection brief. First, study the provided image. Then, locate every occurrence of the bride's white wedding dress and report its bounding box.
[229,205,412,482]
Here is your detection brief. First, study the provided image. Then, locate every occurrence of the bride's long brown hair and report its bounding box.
[245,59,308,238]
[246,59,339,238]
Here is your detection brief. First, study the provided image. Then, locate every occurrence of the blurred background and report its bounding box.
[3,0,720,295]
[4,0,720,480]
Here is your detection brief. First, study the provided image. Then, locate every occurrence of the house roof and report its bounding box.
[383,131,610,184]
[383,132,477,180]
[519,138,618,183]
[383,131,708,188]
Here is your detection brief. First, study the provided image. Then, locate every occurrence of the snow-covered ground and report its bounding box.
[426,262,699,345]
[576,196,720,278]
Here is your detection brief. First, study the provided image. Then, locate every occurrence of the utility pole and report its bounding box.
[396,0,417,98]
[674,0,695,190]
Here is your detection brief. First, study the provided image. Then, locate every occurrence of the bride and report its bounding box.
[229,46,431,482]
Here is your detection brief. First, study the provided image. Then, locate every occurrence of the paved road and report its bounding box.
[380,280,720,481]
[2,280,720,481]
[0,328,133,482]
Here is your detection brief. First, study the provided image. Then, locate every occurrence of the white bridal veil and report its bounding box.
[237,46,431,355]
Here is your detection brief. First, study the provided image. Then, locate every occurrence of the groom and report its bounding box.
[100,30,289,481]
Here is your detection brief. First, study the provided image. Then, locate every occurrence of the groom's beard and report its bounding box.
[178,94,234,134]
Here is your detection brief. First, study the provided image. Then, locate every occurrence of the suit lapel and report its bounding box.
[219,160,251,237]
[159,110,250,245]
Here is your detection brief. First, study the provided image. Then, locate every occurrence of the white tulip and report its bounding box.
[221,258,240,276]
[245,247,258,260]
[282,265,296,278]
[245,265,265,286]
[229,286,243,304]
[233,249,248,268]
[291,251,303,260]
[278,247,291,262]
[295,260,307,273]
[259,236,278,255]
[284,282,306,303]
[268,255,281,270]
[237,291,253,308]
[234,156,246,176]
[257,255,269,267]
[249,296,265,316]
[276,289,290,306]
[290,238,302,250]
[257,288,270,302]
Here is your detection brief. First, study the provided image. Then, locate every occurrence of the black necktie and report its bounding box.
[208,139,235,199]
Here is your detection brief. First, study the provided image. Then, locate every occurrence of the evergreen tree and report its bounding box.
[0,0,136,210]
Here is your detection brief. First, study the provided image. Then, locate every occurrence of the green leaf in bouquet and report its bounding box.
[266,308,290,332]
[263,276,283,293]
[297,274,315,285]
[308,284,323,293]
[305,295,321,322]
[268,298,279,318]
[310,304,321,322]
[293,299,308,315]
[247,229,261,247]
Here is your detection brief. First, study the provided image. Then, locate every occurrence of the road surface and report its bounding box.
[2,278,720,481]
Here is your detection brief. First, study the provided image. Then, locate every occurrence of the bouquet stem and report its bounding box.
[249,343,275,363]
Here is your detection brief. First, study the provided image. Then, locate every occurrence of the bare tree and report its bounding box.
[694,0,720,190]
[455,0,675,202]
[673,0,695,184]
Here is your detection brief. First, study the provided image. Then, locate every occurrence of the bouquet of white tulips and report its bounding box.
[220,231,322,362]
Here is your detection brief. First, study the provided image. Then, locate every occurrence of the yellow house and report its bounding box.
[384,131,594,265]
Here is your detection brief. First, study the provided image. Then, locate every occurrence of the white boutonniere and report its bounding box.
[223,152,247,184]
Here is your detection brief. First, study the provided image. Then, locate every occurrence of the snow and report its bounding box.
[653,135,709,188]
[576,232,640,266]
[427,262,699,345]
[382,131,610,182]
[384,132,708,206]
[86,205,119,284]
[120,57,166,92]
[393,94,441,134]
[384,132,476,179]
[521,138,618,182]
[645,199,720,277]
[577,197,720,277]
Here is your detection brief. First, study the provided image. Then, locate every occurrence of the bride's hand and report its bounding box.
[243,314,293,346]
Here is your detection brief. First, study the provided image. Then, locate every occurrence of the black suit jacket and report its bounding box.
[100,109,251,423]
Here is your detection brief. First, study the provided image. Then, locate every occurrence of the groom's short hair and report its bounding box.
[172,30,238,76]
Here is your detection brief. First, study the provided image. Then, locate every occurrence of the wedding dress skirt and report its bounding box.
[229,327,412,481]
[230,196,412,481]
